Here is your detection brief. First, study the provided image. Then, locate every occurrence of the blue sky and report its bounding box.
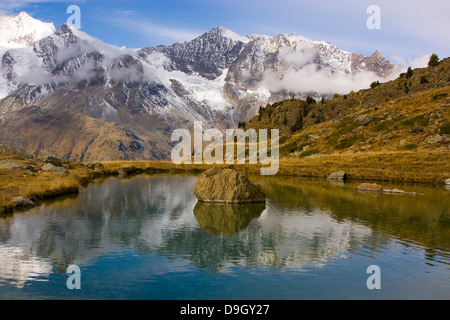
[1,0,449,66]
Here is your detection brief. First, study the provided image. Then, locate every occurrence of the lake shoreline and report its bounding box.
[1,151,449,216]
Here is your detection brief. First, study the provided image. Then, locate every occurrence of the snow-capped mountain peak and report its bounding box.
[0,11,55,48]
[0,12,399,161]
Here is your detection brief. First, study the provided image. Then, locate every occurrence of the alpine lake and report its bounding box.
[0,173,449,300]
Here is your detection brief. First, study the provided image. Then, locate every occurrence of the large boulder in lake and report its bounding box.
[194,167,266,203]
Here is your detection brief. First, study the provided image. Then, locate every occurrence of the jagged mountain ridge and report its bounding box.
[0,12,399,161]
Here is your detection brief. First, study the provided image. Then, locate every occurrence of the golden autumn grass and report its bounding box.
[0,157,87,214]
[0,174,80,214]
[102,149,450,184]
[275,151,449,183]
[1,148,449,215]
[0,155,209,214]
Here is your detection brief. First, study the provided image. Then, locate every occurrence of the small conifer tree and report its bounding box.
[405,67,413,78]
[428,53,439,67]
[420,76,429,84]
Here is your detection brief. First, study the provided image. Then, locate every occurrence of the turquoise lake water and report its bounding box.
[0,174,449,300]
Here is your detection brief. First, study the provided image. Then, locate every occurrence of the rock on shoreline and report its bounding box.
[327,171,346,181]
[12,196,36,209]
[357,183,422,196]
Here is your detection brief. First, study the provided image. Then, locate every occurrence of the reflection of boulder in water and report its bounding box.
[327,179,345,187]
[193,202,265,236]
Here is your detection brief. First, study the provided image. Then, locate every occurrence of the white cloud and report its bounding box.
[260,63,382,96]
[391,54,432,70]
[278,47,317,68]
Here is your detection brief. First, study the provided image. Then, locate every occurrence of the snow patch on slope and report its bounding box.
[217,26,251,43]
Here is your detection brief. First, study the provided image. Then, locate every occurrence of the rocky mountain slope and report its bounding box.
[0,12,399,161]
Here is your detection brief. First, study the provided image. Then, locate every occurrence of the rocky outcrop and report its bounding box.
[44,156,63,167]
[85,162,105,170]
[426,135,444,145]
[194,167,266,203]
[42,163,67,176]
[357,183,422,195]
[357,183,384,192]
[355,114,374,126]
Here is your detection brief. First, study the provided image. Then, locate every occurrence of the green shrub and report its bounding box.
[278,136,288,145]
[302,105,310,117]
[440,123,450,135]
[258,106,263,120]
[335,118,357,134]
[433,93,448,101]
[420,76,429,84]
[370,81,380,88]
[371,120,395,132]
[404,82,410,93]
[401,115,429,128]
[291,113,303,132]
[399,143,418,151]
[405,67,413,79]
[306,96,316,104]
[335,135,361,150]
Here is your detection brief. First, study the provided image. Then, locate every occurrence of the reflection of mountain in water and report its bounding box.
[252,175,450,253]
[0,175,449,286]
[0,246,52,288]
[164,205,374,272]
[193,202,266,235]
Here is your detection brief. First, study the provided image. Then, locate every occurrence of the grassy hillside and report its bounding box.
[244,57,450,153]
[240,57,449,175]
